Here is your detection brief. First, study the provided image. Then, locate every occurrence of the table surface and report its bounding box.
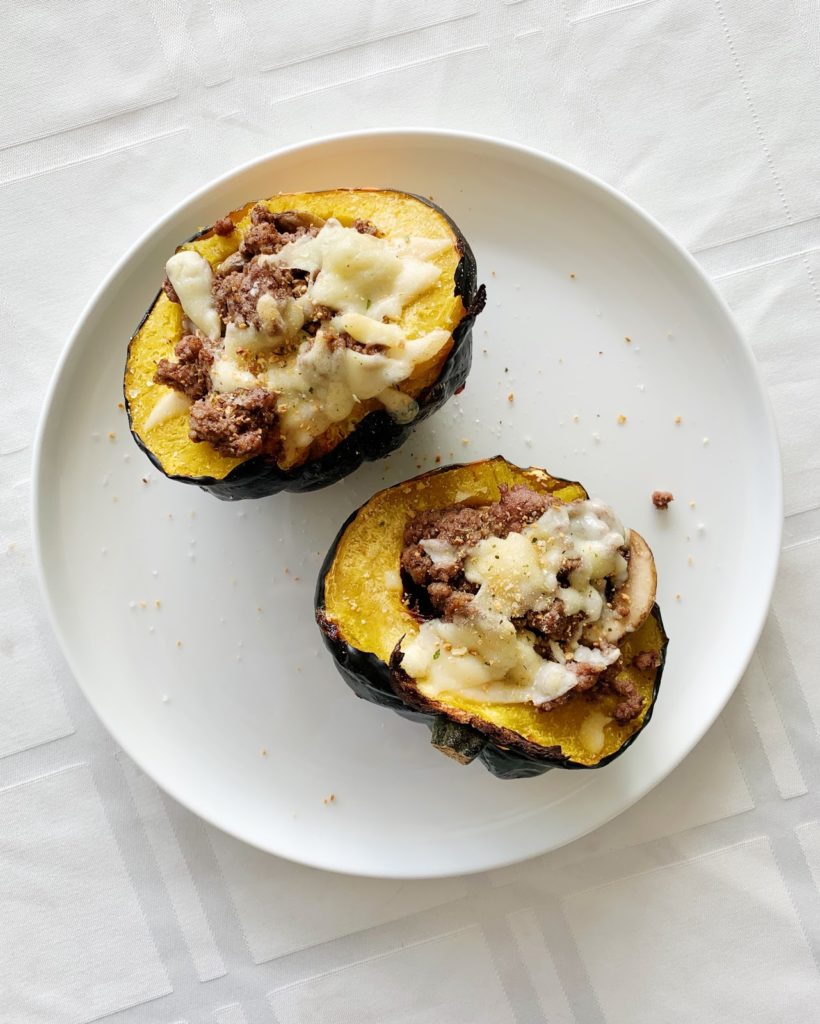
[3,2,820,1022]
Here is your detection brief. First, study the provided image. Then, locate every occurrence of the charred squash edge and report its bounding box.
[124,191,484,500]
[314,459,668,779]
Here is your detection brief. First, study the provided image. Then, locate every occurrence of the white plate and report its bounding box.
[33,130,781,878]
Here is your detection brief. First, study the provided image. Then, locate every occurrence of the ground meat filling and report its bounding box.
[154,335,213,401]
[327,330,385,355]
[162,275,179,304]
[213,205,317,328]
[188,388,279,458]
[424,582,477,620]
[303,304,335,336]
[400,485,646,721]
[633,649,661,671]
[238,203,322,258]
[652,490,674,510]
[607,675,643,722]
[213,259,307,329]
[212,216,235,236]
[353,218,380,236]
[520,602,584,645]
[404,486,554,561]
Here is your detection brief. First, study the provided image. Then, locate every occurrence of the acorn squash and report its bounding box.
[315,457,668,777]
[124,189,484,499]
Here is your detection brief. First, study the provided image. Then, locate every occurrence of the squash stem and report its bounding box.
[430,717,487,764]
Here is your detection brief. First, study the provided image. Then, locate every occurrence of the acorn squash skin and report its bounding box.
[315,458,669,778]
[124,190,484,500]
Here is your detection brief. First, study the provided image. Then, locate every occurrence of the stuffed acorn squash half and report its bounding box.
[124,189,485,499]
[316,457,668,778]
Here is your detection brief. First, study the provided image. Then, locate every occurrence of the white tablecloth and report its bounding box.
[3,2,820,1021]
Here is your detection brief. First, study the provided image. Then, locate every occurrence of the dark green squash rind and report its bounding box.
[430,718,488,764]
[125,193,483,501]
[314,463,669,779]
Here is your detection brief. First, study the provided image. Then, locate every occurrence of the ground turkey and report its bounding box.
[154,335,213,401]
[212,258,307,329]
[188,388,279,458]
[238,204,321,257]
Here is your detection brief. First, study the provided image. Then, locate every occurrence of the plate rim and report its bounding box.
[31,127,783,878]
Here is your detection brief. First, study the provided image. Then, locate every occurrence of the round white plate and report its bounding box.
[34,130,781,878]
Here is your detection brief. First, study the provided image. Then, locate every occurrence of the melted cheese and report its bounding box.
[165,251,221,341]
[198,220,450,465]
[212,317,449,464]
[402,613,621,706]
[274,219,442,320]
[342,348,410,400]
[463,501,628,623]
[465,532,548,618]
[400,500,629,706]
[333,313,406,349]
[420,538,459,567]
[579,711,613,754]
[222,322,275,358]
[210,352,258,393]
[144,389,191,430]
[333,312,450,367]
[383,569,403,592]
[377,388,418,424]
[256,293,305,339]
